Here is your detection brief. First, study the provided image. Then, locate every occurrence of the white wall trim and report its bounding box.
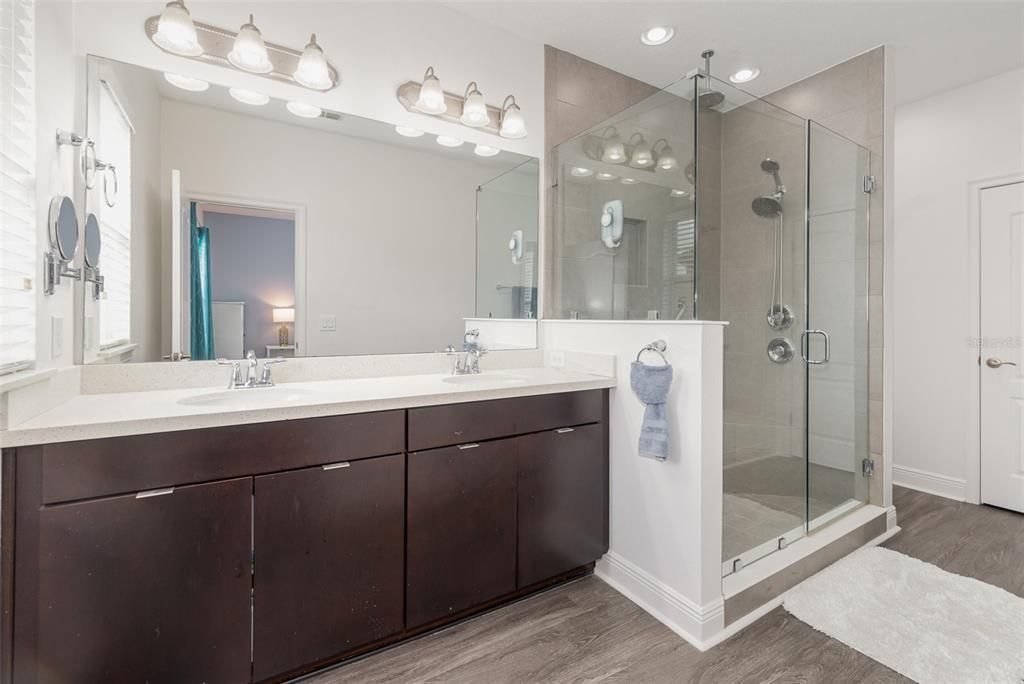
[596,552,724,652]
[893,464,967,501]
[966,172,1024,505]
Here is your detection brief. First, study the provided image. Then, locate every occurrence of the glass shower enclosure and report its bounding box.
[551,72,871,575]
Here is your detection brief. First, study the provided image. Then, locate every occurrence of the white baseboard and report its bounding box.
[595,552,724,652]
[893,464,966,501]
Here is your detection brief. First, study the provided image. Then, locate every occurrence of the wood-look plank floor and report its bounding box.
[301,487,1023,683]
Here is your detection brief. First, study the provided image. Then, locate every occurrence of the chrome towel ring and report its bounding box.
[636,339,668,365]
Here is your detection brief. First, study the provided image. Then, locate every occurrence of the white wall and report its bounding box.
[541,320,726,648]
[892,67,1024,500]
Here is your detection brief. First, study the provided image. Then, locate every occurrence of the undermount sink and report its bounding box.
[441,374,529,387]
[178,386,318,407]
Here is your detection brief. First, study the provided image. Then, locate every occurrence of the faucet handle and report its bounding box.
[259,357,286,385]
[245,350,257,362]
[217,358,243,388]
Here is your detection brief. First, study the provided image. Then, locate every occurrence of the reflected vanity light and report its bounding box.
[293,34,333,90]
[628,133,654,168]
[415,67,447,115]
[600,128,626,164]
[670,188,689,198]
[229,88,270,105]
[395,125,424,137]
[570,166,594,177]
[153,1,202,56]
[596,172,616,181]
[620,177,638,185]
[227,14,273,74]
[640,26,674,46]
[436,135,464,147]
[729,67,760,84]
[653,139,678,171]
[474,144,500,157]
[286,101,322,118]
[460,82,490,127]
[499,95,527,139]
[163,72,209,92]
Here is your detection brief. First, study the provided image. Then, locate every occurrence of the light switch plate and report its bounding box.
[319,315,337,332]
[51,316,64,359]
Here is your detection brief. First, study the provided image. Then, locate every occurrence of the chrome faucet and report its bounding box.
[218,350,286,388]
[447,330,488,374]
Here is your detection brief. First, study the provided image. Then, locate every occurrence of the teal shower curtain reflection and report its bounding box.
[189,202,215,360]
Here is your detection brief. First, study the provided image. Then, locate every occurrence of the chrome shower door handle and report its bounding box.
[800,329,830,365]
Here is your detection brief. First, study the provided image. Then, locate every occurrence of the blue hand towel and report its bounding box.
[630,360,673,461]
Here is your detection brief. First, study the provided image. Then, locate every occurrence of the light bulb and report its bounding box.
[163,72,208,92]
[228,14,273,74]
[229,88,269,106]
[729,68,761,84]
[640,26,675,46]
[415,67,447,115]
[286,101,322,119]
[460,82,489,127]
[655,142,678,171]
[499,95,527,139]
[630,139,654,168]
[474,144,500,157]
[602,139,626,164]
[293,33,333,90]
[153,1,202,57]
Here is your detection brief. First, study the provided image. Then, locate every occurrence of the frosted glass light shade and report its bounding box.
[460,83,489,127]
[499,96,526,139]
[601,139,626,164]
[154,1,202,56]
[294,34,333,90]
[273,308,295,323]
[630,138,654,168]
[415,67,447,115]
[228,15,273,74]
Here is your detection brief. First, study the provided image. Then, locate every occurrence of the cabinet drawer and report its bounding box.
[407,389,604,450]
[40,411,404,504]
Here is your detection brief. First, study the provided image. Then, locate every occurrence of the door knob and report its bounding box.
[986,357,1017,368]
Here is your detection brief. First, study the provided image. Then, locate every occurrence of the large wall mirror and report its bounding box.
[81,55,539,364]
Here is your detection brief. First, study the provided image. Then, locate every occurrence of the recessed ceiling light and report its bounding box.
[163,72,209,92]
[286,101,322,118]
[729,68,761,84]
[570,166,594,177]
[670,188,689,198]
[474,144,500,157]
[640,26,674,46]
[436,135,464,147]
[620,177,638,185]
[596,172,616,181]
[228,88,269,106]
[395,125,424,137]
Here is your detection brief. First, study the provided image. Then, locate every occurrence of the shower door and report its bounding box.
[804,122,872,529]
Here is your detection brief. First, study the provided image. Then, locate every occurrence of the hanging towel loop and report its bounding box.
[636,339,668,365]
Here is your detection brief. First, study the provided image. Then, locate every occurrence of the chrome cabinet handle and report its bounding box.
[322,461,350,470]
[800,329,830,365]
[986,357,1017,369]
[555,428,574,434]
[457,443,480,450]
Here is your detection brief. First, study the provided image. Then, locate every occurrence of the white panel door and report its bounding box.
[980,181,1024,512]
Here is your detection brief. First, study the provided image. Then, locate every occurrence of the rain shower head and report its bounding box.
[698,50,725,110]
[752,195,783,218]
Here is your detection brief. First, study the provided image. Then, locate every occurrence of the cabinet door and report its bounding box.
[518,423,608,587]
[34,478,252,684]
[406,439,517,627]
[252,454,404,681]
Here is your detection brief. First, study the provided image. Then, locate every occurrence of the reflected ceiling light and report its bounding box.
[153,1,202,57]
[227,14,273,74]
[474,144,500,157]
[228,88,269,105]
[395,125,424,137]
[653,139,678,171]
[600,127,626,164]
[499,95,527,139]
[163,72,209,92]
[729,67,761,84]
[436,135,464,147]
[628,133,654,168]
[415,66,447,115]
[293,33,333,90]
[596,172,616,181]
[620,177,638,185]
[286,101,322,118]
[640,26,674,46]
[570,166,593,177]
[460,82,490,127]
[670,188,689,198]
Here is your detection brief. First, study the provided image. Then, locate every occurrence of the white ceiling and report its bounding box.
[443,1,1024,106]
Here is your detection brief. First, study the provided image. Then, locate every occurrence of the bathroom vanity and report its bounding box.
[1,385,609,683]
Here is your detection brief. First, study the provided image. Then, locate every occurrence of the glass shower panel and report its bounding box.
[551,79,696,320]
[805,122,871,528]
[707,76,810,572]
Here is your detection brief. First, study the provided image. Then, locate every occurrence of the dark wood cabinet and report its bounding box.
[252,454,405,681]
[517,424,609,587]
[406,439,518,627]
[30,478,252,684]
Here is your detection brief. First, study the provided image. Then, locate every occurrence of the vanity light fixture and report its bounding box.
[293,34,333,91]
[653,139,678,171]
[460,82,490,127]
[229,88,270,106]
[499,95,527,139]
[640,26,675,46]
[227,14,273,74]
[436,135,464,148]
[163,72,209,92]
[620,177,638,185]
[474,144,500,157]
[153,1,202,57]
[415,67,447,115]
[596,172,617,181]
[729,67,760,84]
[600,127,626,164]
[628,133,654,168]
[395,125,424,137]
[570,166,594,178]
[286,101,322,119]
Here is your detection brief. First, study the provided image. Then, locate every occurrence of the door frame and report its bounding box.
[965,172,1024,505]
[181,190,307,358]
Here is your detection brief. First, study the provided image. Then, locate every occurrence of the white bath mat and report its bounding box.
[783,547,1024,684]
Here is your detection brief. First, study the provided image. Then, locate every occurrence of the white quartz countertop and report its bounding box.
[0,367,616,448]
